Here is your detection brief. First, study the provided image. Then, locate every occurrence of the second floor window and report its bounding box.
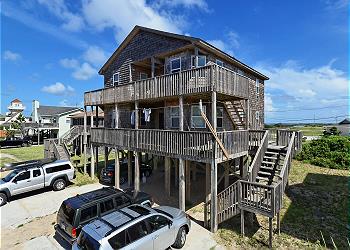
[216,59,224,67]
[170,107,179,128]
[191,105,206,128]
[113,72,119,85]
[191,55,207,68]
[140,72,148,80]
[217,107,223,128]
[171,58,181,73]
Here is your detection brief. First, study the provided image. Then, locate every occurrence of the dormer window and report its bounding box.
[113,72,119,86]
[171,58,181,73]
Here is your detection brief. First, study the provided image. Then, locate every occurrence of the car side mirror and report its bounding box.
[13,179,17,184]
[168,221,173,228]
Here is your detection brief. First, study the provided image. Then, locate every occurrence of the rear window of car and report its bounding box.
[77,230,101,250]
[46,164,71,174]
[80,205,98,223]
[59,202,75,224]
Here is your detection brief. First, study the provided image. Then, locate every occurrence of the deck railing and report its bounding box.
[217,180,240,223]
[248,130,269,181]
[84,65,249,105]
[248,130,266,149]
[91,128,250,162]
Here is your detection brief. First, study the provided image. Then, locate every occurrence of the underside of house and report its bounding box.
[45,26,303,248]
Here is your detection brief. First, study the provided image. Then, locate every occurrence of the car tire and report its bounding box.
[172,226,187,249]
[0,193,8,206]
[53,179,66,191]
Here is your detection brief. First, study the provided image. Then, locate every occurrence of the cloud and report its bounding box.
[81,0,183,42]
[37,0,85,32]
[83,46,108,67]
[60,58,97,80]
[60,58,80,68]
[72,62,96,80]
[2,1,89,49]
[41,82,75,95]
[324,0,348,10]
[3,50,22,61]
[207,30,240,56]
[265,95,275,112]
[152,0,209,11]
[207,39,234,56]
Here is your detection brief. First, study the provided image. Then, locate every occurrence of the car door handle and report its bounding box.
[154,235,159,240]
[27,180,31,182]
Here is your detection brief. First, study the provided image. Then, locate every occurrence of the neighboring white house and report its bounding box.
[0,99,29,126]
[31,100,83,138]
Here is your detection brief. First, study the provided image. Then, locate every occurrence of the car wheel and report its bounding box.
[21,143,26,147]
[0,193,7,206]
[120,176,126,185]
[172,226,187,249]
[53,179,66,191]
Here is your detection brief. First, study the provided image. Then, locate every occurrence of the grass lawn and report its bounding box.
[293,126,324,136]
[215,160,349,249]
[0,145,44,162]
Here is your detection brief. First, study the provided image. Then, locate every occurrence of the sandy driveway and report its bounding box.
[0,183,224,250]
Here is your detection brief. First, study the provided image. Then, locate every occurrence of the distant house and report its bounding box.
[325,118,350,136]
[30,100,83,138]
[0,99,29,127]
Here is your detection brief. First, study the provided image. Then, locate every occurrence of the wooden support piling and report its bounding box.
[165,157,171,196]
[185,160,191,201]
[179,159,185,211]
[114,148,120,189]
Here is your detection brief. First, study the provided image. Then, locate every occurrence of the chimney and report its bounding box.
[32,100,40,123]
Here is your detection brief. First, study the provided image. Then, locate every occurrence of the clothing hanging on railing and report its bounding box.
[143,108,152,122]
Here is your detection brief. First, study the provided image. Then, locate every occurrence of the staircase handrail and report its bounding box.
[277,132,295,191]
[248,130,269,181]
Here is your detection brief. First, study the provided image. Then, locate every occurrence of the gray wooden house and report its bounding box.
[80,26,302,247]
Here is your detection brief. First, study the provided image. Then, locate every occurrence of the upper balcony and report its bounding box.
[84,65,250,106]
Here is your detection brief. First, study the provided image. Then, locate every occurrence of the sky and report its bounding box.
[1,0,349,124]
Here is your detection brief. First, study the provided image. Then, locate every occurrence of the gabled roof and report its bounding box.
[339,118,350,125]
[37,105,82,117]
[11,98,22,103]
[99,25,269,80]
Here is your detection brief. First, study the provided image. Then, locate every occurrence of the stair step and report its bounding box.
[265,151,279,155]
[260,165,274,171]
[268,145,286,150]
[258,171,272,176]
[256,176,270,181]
[262,161,275,165]
[264,156,277,160]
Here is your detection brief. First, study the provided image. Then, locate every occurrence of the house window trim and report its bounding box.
[255,111,259,121]
[170,106,179,128]
[191,105,206,129]
[170,57,181,73]
[216,59,224,67]
[140,72,148,80]
[113,72,120,86]
[217,107,224,128]
[191,55,207,68]
[256,79,259,97]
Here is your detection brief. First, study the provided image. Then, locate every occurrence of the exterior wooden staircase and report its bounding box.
[209,130,302,248]
[224,100,246,130]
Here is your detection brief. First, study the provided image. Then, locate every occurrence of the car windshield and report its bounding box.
[77,230,101,250]
[2,170,19,182]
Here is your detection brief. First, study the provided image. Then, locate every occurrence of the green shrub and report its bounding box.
[296,136,350,169]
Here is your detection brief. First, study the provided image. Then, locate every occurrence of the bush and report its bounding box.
[296,136,350,169]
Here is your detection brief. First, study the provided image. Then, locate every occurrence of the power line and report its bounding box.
[265,104,348,112]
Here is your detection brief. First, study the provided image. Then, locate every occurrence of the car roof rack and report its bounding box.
[2,158,56,171]
[75,187,121,203]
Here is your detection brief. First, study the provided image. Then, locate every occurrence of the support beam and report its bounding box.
[210,91,218,232]
[185,160,191,201]
[114,148,120,189]
[164,157,171,196]
[269,217,273,249]
[104,147,109,169]
[151,57,155,78]
[179,159,185,211]
[90,106,94,179]
[241,209,245,236]
[128,151,132,187]
[115,103,119,129]
[204,163,210,228]
[134,101,140,192]
[174,159,178,188]
[277,212,280,235]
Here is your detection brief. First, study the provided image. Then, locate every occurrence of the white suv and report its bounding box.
[0,158,75,206]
